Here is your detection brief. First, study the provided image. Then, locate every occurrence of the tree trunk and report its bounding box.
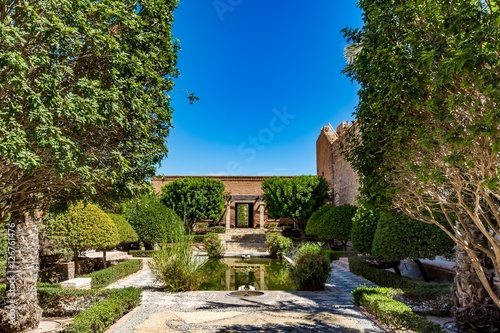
[453,232,500,332]
[102,249,107,269]
[73,249,80,276]
[413,259,430,282]
[0,210,43,332]
[390,261,401,276]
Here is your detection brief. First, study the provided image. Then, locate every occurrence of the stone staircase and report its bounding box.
[219,230,267,253]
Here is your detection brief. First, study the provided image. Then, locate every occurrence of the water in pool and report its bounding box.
[197,257,296,291]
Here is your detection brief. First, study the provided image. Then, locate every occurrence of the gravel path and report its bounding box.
[105,262,387,333]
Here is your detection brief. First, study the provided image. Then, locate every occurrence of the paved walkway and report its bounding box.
[105,262,388,333]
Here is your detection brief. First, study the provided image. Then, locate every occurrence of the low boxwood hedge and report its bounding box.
[192,234,207,243]
[322,250,358,262]
[196,226,226,234]
[352,286,445,333]
[62,287,141,333]
[82,259,142,289]
[129,250,158,257]
[348,256,452,314]
[348,256,450,291]
[2,283,104,317]
[38,284,103,317]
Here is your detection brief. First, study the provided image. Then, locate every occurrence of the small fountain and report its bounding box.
[228,266,264,297]
[228,285,264,297]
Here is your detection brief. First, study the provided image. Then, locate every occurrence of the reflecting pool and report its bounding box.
[197,257,296,291]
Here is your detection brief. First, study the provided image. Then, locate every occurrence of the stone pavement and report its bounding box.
[105,263,388,333]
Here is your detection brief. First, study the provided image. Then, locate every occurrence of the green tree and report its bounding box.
[160,177,226,229]
[350,203,380,255]
[305,204,357,250]
[107,213,139,250]
[46,202,120,274]
[126,194,183,249]
[372,211,454,280]
[262,176,329,238]
[342,0,500,328]
[0,1,181,330]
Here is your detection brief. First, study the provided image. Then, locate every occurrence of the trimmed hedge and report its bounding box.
[321,250,358,262]
[352,286,445,333]
[63,287,141,333]
[350,256,421,289]
[37,284,103,317]
[348,256,450,290]
[196,226,226,234]
[348,256,451,307]
[2,283,103,317]
[82,259,142,289]
[129,250,158,257]
[192,234,207,243]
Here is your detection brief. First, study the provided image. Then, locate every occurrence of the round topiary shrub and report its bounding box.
[46,202,120,274]
[305,204,357,250]
[126,194,183,248]
[289,242,330,291]
[107,213,138,248]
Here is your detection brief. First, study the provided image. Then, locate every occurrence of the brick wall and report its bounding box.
[151,176,291,229]
[316,122,359,206]
[152,176,275,196]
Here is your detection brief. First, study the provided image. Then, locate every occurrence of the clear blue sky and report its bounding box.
[156,1,362,177]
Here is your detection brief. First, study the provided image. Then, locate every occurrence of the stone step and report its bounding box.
[61,277,92,290]
[333,257,350,270]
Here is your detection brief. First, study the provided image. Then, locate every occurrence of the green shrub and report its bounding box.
[321,250,358,262]
[352,286,445,333]
[349,256,419,289]
[209,226,226,234]
[265,232,293,258]
[348,256,451,304]
[204,233,225,258]
[107,213,139,246]
[46,202,120,274]
[126,194,184,247]
[82,259,142,289]
[306,204,357,250]
[372,212,454,262]
[197,222,209,230]
[37,285,103,317]
[192,234,207,243]
[129,250,158,257]
[350,204,380,254]
[267,222,279,230]
[289,243,330,291]
[63,287,141,333]
[149,228,206,292]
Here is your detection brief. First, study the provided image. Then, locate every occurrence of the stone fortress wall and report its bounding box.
[316,122,359,206]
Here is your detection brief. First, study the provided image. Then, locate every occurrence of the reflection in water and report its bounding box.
[197,258,296,291]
